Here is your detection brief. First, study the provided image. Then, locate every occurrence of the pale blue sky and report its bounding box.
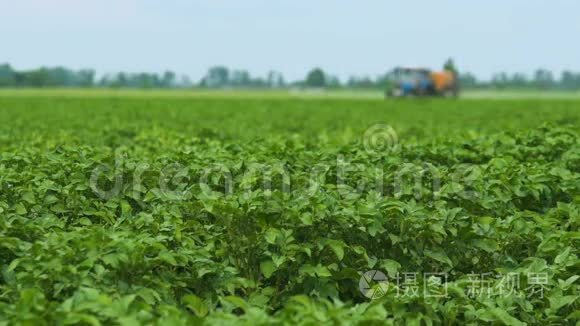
[2,0,579,81]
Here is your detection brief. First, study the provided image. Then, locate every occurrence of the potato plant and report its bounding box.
[0,94,578,325]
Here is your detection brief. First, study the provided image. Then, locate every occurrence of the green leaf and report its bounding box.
[158,252,178,266]
[44,195,59,205]
[272,254,286,268]
[549,295,577,311]
[559,275,579,290]
[381,259,401,278]
[299,213,313,226]
[314,264,332,277]
[79,217,92,226]
[472,239,499,253]
[15,203,27,215]
[424,249,453,267]
[260,260,276,278]
[118,316,140,326]
[299,264,332,278]
[183,294,208,317]
[222,296,249,312]
[326,240,345,261]
[554,247,571,264]
[488,308,525,326]
[264,228,279,244]
[22,191,36,204]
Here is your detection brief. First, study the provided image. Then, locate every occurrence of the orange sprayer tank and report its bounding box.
[430,71,455,92]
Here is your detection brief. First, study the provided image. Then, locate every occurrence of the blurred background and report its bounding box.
[1,0,579,94]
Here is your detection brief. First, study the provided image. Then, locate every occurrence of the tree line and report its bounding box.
[0,64,192,89]
[1,63,580,90]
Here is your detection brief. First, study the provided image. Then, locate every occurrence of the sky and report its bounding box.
[2,0,579,82]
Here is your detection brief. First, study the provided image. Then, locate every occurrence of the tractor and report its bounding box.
[385,67,459,98]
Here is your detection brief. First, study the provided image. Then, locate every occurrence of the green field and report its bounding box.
[0,90,578,324]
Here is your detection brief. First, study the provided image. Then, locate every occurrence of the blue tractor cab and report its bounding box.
[387,67,434,97]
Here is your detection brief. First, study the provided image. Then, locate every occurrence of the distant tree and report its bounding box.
[202,66,230,88]
[230,70,251,87]
[376,72,393,89]
[326,75,341,88]
[492,72,510,89]
[534,69,554,90]
[114,72,128,88]
[560,70,580,90]
[2,66,94,87]
[4,61,580,91]
[305,68,326,87]
[276,74,285,88]
[347,76,373,88]
[138,73,158,88]
[266,71,276,88]
[0,64,15,87]
[98,74,111,87]
[162,71,176,88]
[77,69,95,87]
[19,69,51,87]
[180,75,193,88]
[511,73,528,88]
[274,74,285,88]
[443,58,458,75]
[458,72,478,89]
[267,70,285,88]
[250,77,267,88]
